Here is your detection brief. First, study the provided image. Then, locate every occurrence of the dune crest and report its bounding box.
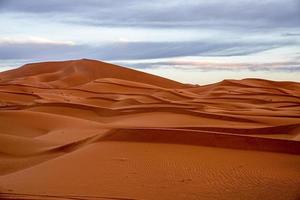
[0,59,300,200]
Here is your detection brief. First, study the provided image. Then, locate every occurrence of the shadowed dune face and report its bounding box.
[0,59,300,200]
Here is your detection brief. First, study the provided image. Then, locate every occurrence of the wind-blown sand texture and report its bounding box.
[0,59,299,200]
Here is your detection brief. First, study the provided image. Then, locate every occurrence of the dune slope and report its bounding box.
[0,59,299,200]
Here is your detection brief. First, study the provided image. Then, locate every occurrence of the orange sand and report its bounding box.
[0,59,299,200]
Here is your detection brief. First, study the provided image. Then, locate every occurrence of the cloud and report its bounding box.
[0,38,288,61]
[0,0,139,13]
[0,38,82,60]
[0,38,298,74]
[282,33,300,37]
[0,0,298,61]
[95,41,288,60]
[0,0,299,29]
[0,37,75,45]
[116,60,300,72]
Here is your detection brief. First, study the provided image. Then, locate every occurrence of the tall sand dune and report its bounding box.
[0,59,299,200]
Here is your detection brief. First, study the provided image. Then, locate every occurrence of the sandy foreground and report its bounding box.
[0,59,299,200]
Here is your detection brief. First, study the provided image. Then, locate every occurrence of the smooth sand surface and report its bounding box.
[0,59,299,200]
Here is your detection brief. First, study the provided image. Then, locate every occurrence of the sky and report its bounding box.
[0,0,299,84]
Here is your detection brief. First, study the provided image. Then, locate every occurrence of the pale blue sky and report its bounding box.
[0,0,299,84]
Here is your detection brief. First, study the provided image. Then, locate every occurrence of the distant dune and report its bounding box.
[0,59,299,200]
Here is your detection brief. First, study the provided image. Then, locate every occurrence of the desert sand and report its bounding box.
[0,59,299,200]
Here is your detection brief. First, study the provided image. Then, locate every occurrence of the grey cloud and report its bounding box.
[117,60,300,72]
[0,42,87,60]
[1,0,299,75]
[0,0,138,13]
[0,39,289,61]
[0,39,298,73]
[94,41,285,60]
[0,0,299,29]
[282,33,300,37]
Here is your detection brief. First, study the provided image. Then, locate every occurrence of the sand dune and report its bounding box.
[0,59,299,200]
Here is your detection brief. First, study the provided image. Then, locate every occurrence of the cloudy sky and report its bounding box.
[0,0,299,84]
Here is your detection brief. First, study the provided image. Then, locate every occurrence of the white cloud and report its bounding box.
[0,36,75,45]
